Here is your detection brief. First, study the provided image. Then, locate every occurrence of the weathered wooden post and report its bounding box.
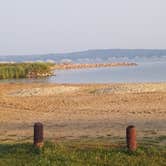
[34,122,44,148]
[126,125,137,151]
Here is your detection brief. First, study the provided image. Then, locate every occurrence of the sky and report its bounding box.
[0,0,166,55]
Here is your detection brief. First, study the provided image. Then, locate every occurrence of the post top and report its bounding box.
[34,122,43,127]
[127,125,135,129]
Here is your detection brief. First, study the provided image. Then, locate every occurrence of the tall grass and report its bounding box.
[0,63,53,79]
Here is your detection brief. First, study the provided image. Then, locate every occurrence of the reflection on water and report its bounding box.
[1,62,166,84]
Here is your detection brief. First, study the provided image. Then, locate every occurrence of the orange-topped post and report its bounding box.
[126,125,137,151]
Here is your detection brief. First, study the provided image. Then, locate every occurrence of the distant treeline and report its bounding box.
[1,49,166,63]
[0,62,53,79]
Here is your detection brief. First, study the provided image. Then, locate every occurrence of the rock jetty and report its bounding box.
[52,62,137,70]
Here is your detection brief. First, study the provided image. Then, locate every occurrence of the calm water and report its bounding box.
[1,49,166,83]
[48,62,166,83]
[1,61,165,84]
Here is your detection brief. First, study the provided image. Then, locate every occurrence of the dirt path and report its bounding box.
[0,83,166,143]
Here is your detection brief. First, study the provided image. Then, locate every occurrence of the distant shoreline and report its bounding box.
[52,62,137,70]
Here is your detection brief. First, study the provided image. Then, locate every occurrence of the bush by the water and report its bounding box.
[0,63,53,79]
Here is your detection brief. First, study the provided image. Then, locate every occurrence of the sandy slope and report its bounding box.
[0,83,166,143]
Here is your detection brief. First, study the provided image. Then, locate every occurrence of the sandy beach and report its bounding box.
[0,83,166,143]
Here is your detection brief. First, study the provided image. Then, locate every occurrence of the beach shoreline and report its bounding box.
[0,82,165,144]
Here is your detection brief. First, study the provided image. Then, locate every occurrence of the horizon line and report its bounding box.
[1,48,166,57]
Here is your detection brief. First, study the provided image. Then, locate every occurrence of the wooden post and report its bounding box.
[126,125,137,151]
[34,122,44,148]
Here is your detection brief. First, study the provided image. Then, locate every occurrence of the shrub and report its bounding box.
[0,62,52,79]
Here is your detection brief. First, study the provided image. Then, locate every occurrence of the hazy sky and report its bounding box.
[0,0,166,55]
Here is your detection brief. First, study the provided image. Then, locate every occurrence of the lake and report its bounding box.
[1,49,166,83]
[1,61,166,84]
[49,61,166,83]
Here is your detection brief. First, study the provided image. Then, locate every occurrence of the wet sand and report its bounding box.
[0,83,166,143]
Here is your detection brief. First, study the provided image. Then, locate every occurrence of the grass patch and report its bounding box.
[0,62,53,79]
[0,141,165,166]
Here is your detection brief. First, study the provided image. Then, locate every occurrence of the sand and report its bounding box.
[0,83,166,143]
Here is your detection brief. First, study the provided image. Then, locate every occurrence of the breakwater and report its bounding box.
[52,62,137,70]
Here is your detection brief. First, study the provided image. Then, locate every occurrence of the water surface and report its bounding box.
[0,57,166,84]
[47,62,166,83]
